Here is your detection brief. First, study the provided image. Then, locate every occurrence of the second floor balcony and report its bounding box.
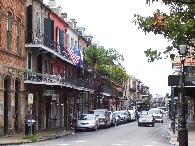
[25,34,72,65]
[23,69,94,91]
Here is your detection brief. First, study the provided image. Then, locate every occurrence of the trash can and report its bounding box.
[25,119,36,135]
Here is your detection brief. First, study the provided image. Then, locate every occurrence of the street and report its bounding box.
[17,117,171,146]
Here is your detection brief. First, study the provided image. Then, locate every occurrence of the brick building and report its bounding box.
[0,0,26,135]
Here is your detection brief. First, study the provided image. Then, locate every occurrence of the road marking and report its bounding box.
[57,144,70,145]
[117,141,129,143]
[150,142,160,143]
[72,140,91,143]
[112,144,122,145]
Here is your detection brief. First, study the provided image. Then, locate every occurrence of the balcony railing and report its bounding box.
[25,34,71,63]
[24,71,94,90]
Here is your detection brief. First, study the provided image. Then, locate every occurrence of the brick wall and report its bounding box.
[0,0,26,135]
[26,0,51,43]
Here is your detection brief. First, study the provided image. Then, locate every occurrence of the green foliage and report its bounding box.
[84,45,128,88]
[22,134,38,142]
[134,0,195,62]
[166,93,169,96]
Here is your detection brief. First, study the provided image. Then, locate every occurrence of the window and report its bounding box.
[6,11,12,50]
[16,18,21,53]
[75,41,77,48]
[66,34,70,48]
[71,38,74,47]
[63,67,66,79]
[27,52,32,70]
[51,62,54,75]
[58,65,60,75]
[45,59,48,73]
[36,12,41,41]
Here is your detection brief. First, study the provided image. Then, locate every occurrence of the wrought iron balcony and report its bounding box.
[24,71,94,91]
[25,34,72,64]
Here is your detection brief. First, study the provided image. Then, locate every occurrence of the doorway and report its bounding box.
[14,80,19,132]
[4,79,8,134]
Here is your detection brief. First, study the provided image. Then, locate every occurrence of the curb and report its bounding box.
[0,132,73,145]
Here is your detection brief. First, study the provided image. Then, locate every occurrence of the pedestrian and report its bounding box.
[136,110,139,121]
[24,111,32,135]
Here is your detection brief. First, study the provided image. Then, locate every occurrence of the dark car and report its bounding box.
[138,114,155,127]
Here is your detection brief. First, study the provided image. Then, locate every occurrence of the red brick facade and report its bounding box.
[0,0,26,135]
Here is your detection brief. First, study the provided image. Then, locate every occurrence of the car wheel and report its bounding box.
[161,120,163,123]
[152,124,154,127]
[104,123,108,129]
[114,120,117,126]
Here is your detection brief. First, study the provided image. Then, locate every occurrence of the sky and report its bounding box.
[43,0,174,96]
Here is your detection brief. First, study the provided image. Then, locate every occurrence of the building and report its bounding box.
[0,0,26,135]
[25,0,94,132]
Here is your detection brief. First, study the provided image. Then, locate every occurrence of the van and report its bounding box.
[148,108,163,123]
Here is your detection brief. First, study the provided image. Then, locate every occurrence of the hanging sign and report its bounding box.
[43,90,55,96]
[28,93,34,104]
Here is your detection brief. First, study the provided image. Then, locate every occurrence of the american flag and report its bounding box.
[67,45,79,65]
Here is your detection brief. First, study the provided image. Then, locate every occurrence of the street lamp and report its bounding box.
[178,44,188,146]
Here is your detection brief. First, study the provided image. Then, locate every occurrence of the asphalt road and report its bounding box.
[18,118,171,146]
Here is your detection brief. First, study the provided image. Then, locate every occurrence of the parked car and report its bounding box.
[123,110,131,123]
[75,114,99,132]
[141,111,148,115]
[148,108,163,123]
[138,114,155,127]
[129,110,136,121]
[113,112,121,125]
[117,111,128,124]
[109,111,116,127]
[89,109,111,128]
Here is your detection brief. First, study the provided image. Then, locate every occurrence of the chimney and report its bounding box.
[61,12,67,19]
[48,0,57,7]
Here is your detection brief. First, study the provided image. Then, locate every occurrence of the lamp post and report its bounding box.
[178,44,188,146]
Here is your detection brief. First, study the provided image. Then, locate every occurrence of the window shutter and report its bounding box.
[56,26,59,43]
[26,5,32,43]
[44,18,52,48]
[59,29,64,47]
[59,29,65,56]
[51,20,54,41]
[28,52,32,70]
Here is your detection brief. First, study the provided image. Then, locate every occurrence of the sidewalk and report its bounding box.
[167,117,195,146]
[0,127,74,145]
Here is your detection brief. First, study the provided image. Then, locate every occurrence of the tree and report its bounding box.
[134,0,195,62]
[83,45,128,109]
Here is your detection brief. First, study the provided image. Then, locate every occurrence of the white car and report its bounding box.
[129,110,136,121]
[148,108,163,123]
[75,114,99,132]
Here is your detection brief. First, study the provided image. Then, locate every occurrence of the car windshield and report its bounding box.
[118,112,124,115]
[89,111,105,116]
[78,114,94,120]
[148,109,161,114]
[142,111,148,114]
[140,115,152,118]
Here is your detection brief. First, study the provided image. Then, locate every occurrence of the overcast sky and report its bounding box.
[44,0,174,96]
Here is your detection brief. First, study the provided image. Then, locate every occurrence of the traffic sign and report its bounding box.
[28,93,33,104]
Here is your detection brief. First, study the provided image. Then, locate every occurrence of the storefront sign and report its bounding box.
[43,90,55,96]
[28,93,33,104]
[172,58,195,68]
